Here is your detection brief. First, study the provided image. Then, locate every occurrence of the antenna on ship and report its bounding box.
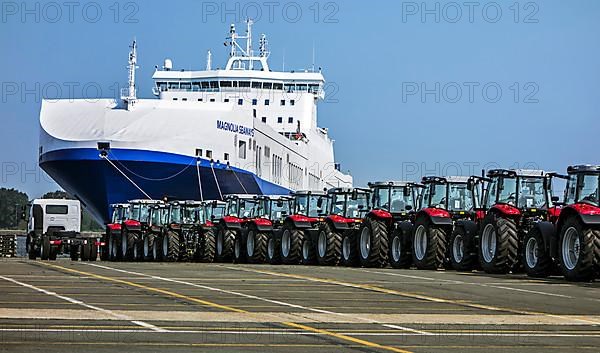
[121,38,138,110]
[224,19,270,71]
[206,50,212,70]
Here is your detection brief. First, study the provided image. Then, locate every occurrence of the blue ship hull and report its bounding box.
[39,148,290,223]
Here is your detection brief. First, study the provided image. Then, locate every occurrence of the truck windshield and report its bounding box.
[45,205,68,214]
[517,177,546,208]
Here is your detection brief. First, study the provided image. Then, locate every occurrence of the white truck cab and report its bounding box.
[28,199,81,235]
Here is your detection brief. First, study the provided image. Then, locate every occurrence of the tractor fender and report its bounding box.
[417,209,453,226]
[533,221,557,257]
[557,204,600,230]
[455,220,478,249]
[325,216,354,231]
[285,215,314,229]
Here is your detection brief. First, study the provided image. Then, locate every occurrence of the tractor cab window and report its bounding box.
[150,208,162,226]
[232,199,252,218]
[130,204,141,221]
[485,178,498,208]
[296,195,327,217]
[270,199,290,220]
[498,177,517,206]
[430,184,447,209]
[390,187,413,212]
[448,183,475,211]
[139,205,151,223]
[420,185,431,209]
[294,195,309,215]
[169,206,182,224]
[209,204,225,220]
[565,174,577,205]
[346,193,369,218]
[578,174,599,205]
[517,177,546,208]
[331,194,347,216]
[182,206,200,224]
[250,199,268,218]
[160,208,169,224]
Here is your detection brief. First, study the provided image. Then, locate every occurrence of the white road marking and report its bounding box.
[83,263,431,335]
[359,269,574,299]
[0,275,165,332]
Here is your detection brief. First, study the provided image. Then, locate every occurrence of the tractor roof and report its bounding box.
[129,199,163,205]
[223,194,259,200]
[368,181,414,187]
[205,200,226,206]
[290,190,328,197]
[568,165,600,174]
[487,169,547,178]
[110,203,130,208]
[327,187,370,195]
[169,200,203,206]
[422,176,471,184]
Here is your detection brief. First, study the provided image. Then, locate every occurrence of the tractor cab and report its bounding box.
[563,165,600,210]
[205,200,226,222]
[148,203,169,233]
[168,200,203,227]
[484,169,553,219]
[224,194,257,219]
[109,204,129,225]
[291,191,329,219]
[128,199,162,229]
[420,176,483,221]
[264,195,294,224]
[327,188,371,221]
[368,181,422,221]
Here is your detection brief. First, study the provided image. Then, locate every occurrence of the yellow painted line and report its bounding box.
[36,261,416,353]
[37,262,245,313]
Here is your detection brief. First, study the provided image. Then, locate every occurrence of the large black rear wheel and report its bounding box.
[280,226,303,264]
[246,229,268,264]
[162,231,180,262]
[412,219,447,270]
[559,217,598,281]
[216,228,235,262]
[197,229,216,263]
[479,214,519,274]
[316,223,342,266]
[358,218,389,268]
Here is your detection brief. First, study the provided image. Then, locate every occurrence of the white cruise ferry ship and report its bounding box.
[39,20,352,223]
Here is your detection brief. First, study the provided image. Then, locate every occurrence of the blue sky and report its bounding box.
[1,0,600,198]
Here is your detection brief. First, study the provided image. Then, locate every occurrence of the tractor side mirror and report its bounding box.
[403,188,411,197]
[551,196,559,202]
[316,198,323,208]
[276,200,283,207]
[405,205,413,211]
[212,200,218,208]
[351,190,358,200]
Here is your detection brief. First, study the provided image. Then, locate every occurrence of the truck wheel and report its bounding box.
[450,226,476,271]
[522,227,552,278]
[26,235,37,260]
[234,232,247,264]
[100,236,109,261]
[70,245,79,261]
[81,243,91,261]
[317,223,342,266]
[341,232,359,267]
[247,230,268,264]
[198,229,216,263]
[388,227,412,269]
[144,235,155,261]
[479,214,518,274]
[281,226,303,264]
[89,242,98,261]
[216,228,235,262]
[559,218,598,281]
[266,233,281,264]
[40,236,50,260]
[301,236,316,265]
[413,219,447,270]
[162,231,180,262]
[359,218,389,268]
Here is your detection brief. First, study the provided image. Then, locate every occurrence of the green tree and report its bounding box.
[42,191,103,231]
[0,188,29,229]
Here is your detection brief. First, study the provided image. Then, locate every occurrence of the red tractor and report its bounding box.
[193,200,223,263]
[358,181,423,268]
[478,169,557,274]
[233,195,294,264]
[271,190,329,265]
[143,203,169,261]
[102,203,128,261]
[311,188,371,266]
[214,194,256,262]
[108,200,160,261]
[412,176,485,270]
[522,165,599,281]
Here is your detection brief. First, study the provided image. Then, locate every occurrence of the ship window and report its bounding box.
[206,150,213,159]
[239,81,250,88]
[210,98,215,102]
[209,81,218,89]
[262,82,272,89]
[265,146,270,157]
[180,82,191,91]
[264,99,270,105]
[280,100,285,106]
[261,117,267,123]
[220,81,232,87]
[195,149,202,157]
[201,81,209,89]
[252,81,262,89]
[253,109,256,118]
[284,83,294,92]
[232,81,238,87]
[238,99,243,105]
[168,82,179,90]
[288,117,293,124]
[252,99,257,106]
[192,82,201,91]
[173,98,178,101]
[224,98,229,103]
[277,117,283,123]
[198,98,203,102]
[224,153,229,161]
[238,141,247,159]
[182,98,188,101]
[308,84,320,93]
[273,83,283,90]
[290,100,295,106]
[157,82,167,91]
[297,84,308,91]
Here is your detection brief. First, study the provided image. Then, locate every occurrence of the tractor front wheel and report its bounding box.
[559,218,598,281]
[317,223,342,266]
[358,218,389,268]
[478,214,518,274]
[412,219,447,270]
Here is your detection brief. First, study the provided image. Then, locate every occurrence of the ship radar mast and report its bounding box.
[224,19,270,71]
[121,39,138,110]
